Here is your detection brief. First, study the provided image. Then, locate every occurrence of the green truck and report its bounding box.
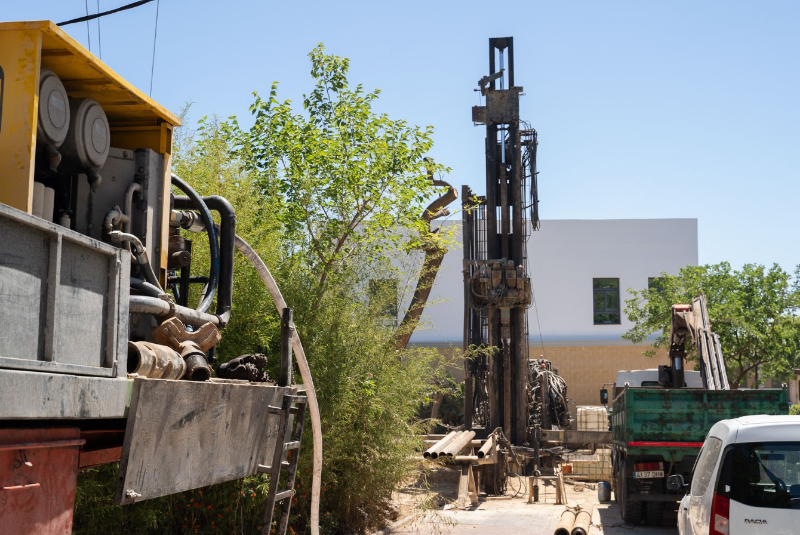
[611,385,788,525]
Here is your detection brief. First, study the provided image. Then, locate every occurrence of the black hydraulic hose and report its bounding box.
[130,277,162,297]
[173,195,234,324]
[170,174,219,315]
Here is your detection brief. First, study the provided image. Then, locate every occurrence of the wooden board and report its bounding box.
[115,378,291,505]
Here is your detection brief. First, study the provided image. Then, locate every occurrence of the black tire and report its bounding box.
[645,500,664,526]
[619,459,643,525]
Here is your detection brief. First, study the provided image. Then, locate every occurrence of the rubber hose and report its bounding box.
[172,195,234,325]
[233,233,322,535]
[170,174,219,314]
[130,277,162,297]
[110,231,163,292]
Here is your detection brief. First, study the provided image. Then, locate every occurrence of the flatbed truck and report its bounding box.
[611,384,788,525]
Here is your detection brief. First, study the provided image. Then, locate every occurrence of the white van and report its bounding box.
[669,415,800,535]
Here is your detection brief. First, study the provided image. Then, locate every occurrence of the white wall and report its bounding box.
[408,218,698,345]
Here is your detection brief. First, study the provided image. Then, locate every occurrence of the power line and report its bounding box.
[96,0,102,59]
[59,0,156,26]
[149,0,160,97]
[531,281,547,358]
[84,0,91,51]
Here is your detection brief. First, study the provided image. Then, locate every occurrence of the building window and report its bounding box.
[369,278,398,319]
[593,278,620,325]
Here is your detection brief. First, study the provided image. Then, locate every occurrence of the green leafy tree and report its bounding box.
[623,262,800,388]
[236,44,453,301]
[75,46,455,534]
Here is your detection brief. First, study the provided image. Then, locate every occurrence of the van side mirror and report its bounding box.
[667,474,688,491]
[600,388,609,405]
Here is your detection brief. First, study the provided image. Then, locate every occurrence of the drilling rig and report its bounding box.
[0,21,316,535]
[461,38,569,492]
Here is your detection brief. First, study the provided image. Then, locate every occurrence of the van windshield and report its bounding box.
[719,442,800,509]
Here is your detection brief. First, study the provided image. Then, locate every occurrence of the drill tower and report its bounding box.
[463,37,540,447]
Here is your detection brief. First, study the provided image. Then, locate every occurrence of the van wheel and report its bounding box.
[619,460,643,524]
[645,501,664,526]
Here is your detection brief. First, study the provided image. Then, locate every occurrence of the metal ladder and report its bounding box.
[260,393,308,535]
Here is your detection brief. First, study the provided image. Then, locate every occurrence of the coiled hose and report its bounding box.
[171,174,219,314]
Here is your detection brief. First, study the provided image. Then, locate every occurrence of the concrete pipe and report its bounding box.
[441,430,476,457]
[571,506,594,535]
[423,431,457,459]
[554,508,577,535]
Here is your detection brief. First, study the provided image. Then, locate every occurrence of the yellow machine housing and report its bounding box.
[0,20,179,273]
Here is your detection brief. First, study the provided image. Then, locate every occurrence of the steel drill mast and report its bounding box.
[463,37,540,447]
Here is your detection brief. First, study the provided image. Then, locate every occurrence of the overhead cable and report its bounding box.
[149,0,160,96]
[96,0,102,59]
[58,0,156,26]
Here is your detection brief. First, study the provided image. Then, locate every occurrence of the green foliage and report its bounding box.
[172,113,284,362]
[281,278,436,533]
[623,262,800,388]
[74,464,271,535]
[234,44,450,298]
[790,404,800,416]
[75,45,451,535]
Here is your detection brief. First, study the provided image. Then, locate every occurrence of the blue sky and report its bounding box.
[4,0,798,273]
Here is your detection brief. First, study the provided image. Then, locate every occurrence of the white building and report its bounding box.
[409,218,699,407]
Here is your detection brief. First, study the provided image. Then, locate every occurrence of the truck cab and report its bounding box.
[610,369,704,399]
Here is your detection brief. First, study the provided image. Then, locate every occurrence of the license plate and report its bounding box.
[633,470,664,479]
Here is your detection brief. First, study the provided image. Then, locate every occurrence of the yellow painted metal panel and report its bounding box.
[159,151,173,278]
[109,126,162,154]
[0,21,181,129]
[0,28,41,212]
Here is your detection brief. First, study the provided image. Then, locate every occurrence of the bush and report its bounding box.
[74,109,444,534]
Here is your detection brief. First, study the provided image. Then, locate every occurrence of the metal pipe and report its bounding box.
[109,231,162,292]
[571,506,593,535]
[122,182,141,235]
[428,431,460,459]
[127,341,186,379]
[129,295,220,327]
[441,430,477,457]
[423,439,483,448]
[554,508,577,535]
[423,431,457,459]
[171,174,219,315]
[477,435,495,458]
[130,277,162,297]
[103,206,128,234]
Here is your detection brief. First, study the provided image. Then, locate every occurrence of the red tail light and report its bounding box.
[711,493,730,535]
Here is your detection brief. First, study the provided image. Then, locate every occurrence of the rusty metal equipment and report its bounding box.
[0,21,312,535]
[554,508,577,535]
[571,505,593,535]
[462,37,572,495]
[661,295,729,389]
[463,36,537,446]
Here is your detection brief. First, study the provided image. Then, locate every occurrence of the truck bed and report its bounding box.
[612,386,787,460]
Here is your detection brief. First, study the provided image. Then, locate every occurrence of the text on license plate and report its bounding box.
[633,470,664,479]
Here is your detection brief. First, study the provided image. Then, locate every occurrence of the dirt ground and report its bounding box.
[386,467,679,535]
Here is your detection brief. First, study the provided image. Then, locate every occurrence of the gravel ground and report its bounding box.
[389,471,679,535]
